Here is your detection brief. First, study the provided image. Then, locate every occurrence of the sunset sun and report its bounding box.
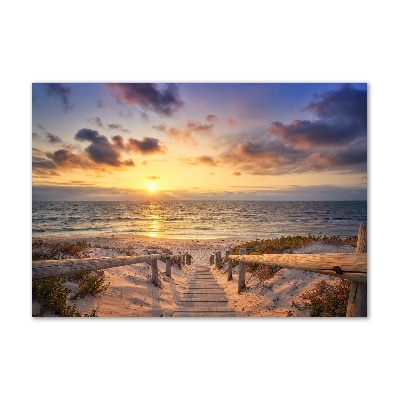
[146,181,158,193]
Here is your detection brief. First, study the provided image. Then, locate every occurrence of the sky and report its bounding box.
[32,83,367,201]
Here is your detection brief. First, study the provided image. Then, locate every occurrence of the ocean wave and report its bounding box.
[32,200,367,238]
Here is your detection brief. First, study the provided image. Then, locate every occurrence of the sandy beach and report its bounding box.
[32,234,355,317]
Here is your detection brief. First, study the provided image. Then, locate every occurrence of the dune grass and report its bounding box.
[231,234,356,317]
[32,239,108,317]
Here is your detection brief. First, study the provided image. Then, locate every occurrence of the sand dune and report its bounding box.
[32,235,354,317]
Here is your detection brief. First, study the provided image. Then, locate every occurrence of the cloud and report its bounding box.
[107,123,129,133]
[88,116,104,128]
[140,111,149,121]
[32,169,60,177]
[154,120,215,145]
[195,155,217,166]
[32,184,147,201]
[224,139,305,175]
[232,171,241,176]
[111,135,125,149]
[127,137,166,155]
[152,124,166,132]
[226,117,238,128]
[32,156,56,170]
[46,132,62,144]
[88,117,130,133]
[146,175,160,180]
[44,83,73,111]
[75,128,134,167]
[220,85,367,176]
[32,148,45,155]
[32,183,366,201]
[303,84,367,125]
[268,85,367,148]
[46,149,94,169]
[222,133,367,176]
[32,148,62,177]
[179,156,217,167]
[32,132,40,139]
[107,83,184,116]
[206,114,219,124]
[164,126,195,144]
[187,121,214,135]
[32,148,101,176]
[268,119,359,148]
[304,144,367,172]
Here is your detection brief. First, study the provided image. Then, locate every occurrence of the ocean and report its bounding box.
[32,201,367,239]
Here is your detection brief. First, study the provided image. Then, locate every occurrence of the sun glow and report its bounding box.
[146,181,158,193]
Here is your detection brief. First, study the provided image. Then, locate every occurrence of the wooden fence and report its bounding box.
[210,224,367,317]
[32,252,192,286]
[33,225,367,317]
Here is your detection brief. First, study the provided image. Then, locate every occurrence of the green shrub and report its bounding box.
[232,234,357,256]
[32,240,107,317]
[293,279,351,317]
[32,239,91,260]
[70,270,110,300]
[32,278,80,317]
[32,274,105,317]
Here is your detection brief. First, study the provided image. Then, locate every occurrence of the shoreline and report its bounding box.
[33,232,266,242]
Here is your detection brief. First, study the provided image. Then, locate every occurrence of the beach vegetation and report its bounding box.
[32,239,91,260]
[69,270,110,300]
[32,239,107,317]
[32,272,108,317]
[231,234,357,256]
[231,234,357,281]
[231,235,354,316]
[292,279,351,317]
[32,277,80,317]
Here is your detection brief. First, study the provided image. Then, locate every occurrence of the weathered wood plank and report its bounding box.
[230,253,367,283]
[172,311,236,317]
[165,257,171,277]
[346,224,367,316]
[32,255,160,280]
[151,258,158,286]
[210,253,215,265]
[215,250,222,268]
[238,248,247,292]
[227,249,233,281]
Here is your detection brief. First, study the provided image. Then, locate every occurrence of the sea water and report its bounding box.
[32,201,367,239]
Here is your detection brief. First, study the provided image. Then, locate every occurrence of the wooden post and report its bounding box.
[210,254,215,265]
[238,248,246,292]
[346,224,367,317]
[226,249,233,281]
[151,258,158,286]
[215,250,221,268]
[177,255,182,268]
[186,254,192,265]
[182,253,186,265]
[165,256,171,278]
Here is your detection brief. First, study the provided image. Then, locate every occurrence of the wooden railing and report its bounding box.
[32,252,192,286]
[210,224,367,317]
